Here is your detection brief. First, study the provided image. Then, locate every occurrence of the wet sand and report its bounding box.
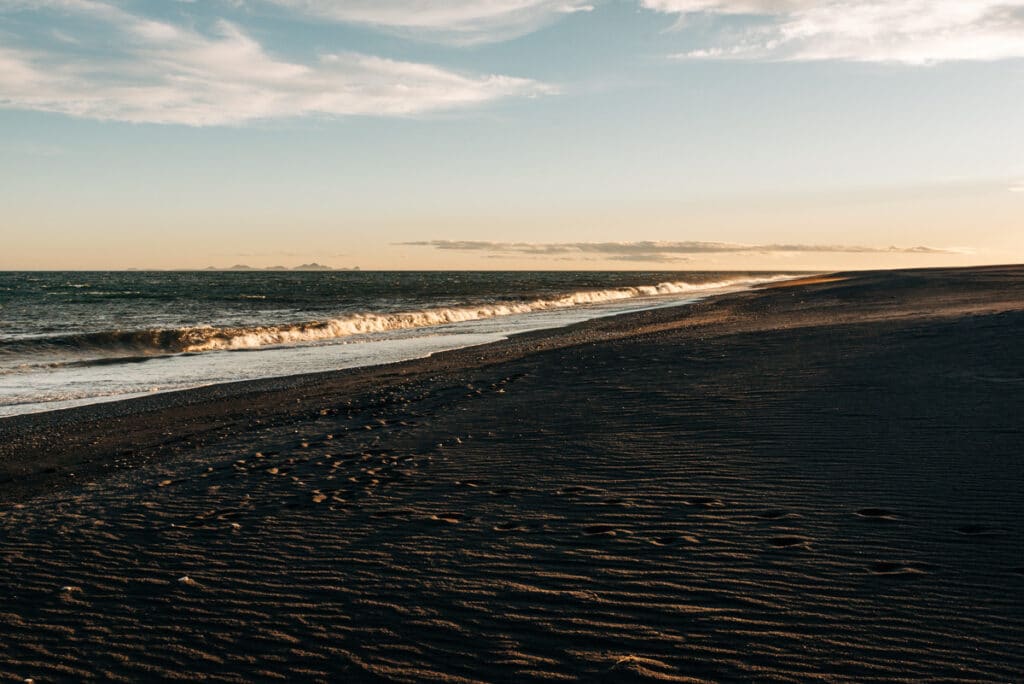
[1,265,1022,682]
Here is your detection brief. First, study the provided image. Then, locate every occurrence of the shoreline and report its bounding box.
[0,278,806,501]
[0,272,800,420]
[1,264,1022,681]
[1,265,1019,500]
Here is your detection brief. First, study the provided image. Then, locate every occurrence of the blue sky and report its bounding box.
[1,0,1022,269]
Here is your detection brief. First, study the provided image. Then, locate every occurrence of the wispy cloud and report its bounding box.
[0,1,553,125]
[400,240,955,261]
[262,1,594,45]
[643,0,1024,64]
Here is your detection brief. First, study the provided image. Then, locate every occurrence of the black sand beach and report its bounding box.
[1,266,1022,682]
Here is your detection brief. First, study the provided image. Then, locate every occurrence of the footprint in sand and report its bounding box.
[371,508,415,519]
[649,534,699,547]
[583,524,628,537]
[855,508,900,521]
[757,509,799,520]
[602,655,680,682]
[684,497,725,509]
[430,513,466,525]
[488,487,518,496]
[560,485,598,495]
[183,507,242,528]
[956,524,1009,538]
[768,535,811,549]
[58,585,84,600]
[869,561,929,576]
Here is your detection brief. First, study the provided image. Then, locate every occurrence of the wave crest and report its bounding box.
[0,276,793,357]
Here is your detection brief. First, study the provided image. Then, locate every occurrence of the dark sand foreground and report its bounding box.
[1,266,1023,682]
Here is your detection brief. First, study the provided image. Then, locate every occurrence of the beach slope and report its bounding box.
[1,266,1022,682]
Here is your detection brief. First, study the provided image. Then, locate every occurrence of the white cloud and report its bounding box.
[0,1,553,125]
[644,0,1024,64]
[263,0,594,44]
[643,1,813,13]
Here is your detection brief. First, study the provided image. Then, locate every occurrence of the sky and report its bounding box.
[1,0,1022,271]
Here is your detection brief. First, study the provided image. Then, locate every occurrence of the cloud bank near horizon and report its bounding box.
[399,240,957,262]
[642,0,1024,64]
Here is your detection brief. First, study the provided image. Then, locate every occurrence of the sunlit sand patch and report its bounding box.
[602,655,690,682]
[430,513,466,524]
[760,275,849,289]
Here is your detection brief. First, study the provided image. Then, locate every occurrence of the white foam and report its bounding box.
[183,276,795,352]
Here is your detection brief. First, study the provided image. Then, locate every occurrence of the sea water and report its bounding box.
[0,271,798,416]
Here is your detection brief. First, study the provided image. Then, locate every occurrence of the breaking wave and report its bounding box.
[0,276,794,358]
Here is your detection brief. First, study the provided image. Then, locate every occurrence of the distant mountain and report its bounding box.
[292,263,332,271]
[227,264,255,271]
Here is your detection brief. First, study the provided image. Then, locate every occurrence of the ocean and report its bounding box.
[0,271,797,417]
